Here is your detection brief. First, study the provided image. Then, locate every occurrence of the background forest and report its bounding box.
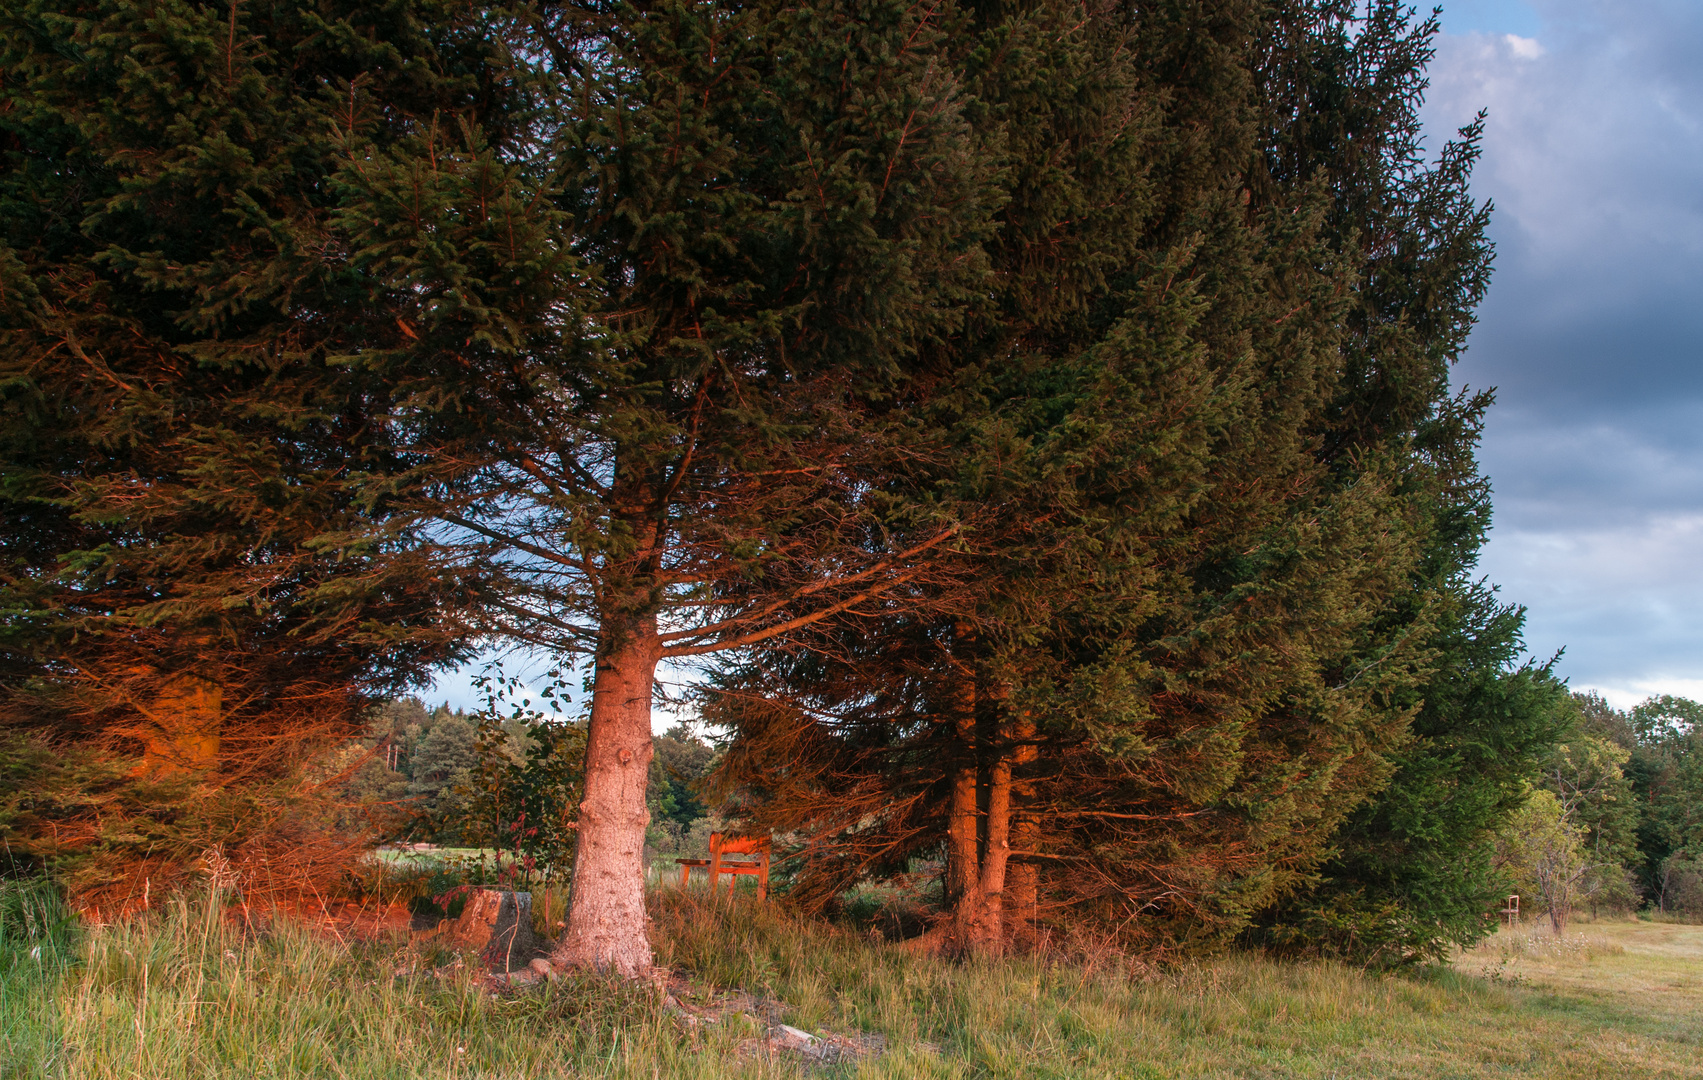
[338,698,714,854]
[1,0,1699,979]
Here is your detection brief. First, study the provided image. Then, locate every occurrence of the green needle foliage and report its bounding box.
[1248,0,1574,964]
[1,0,1576,969]
[0,0,515,898]
[705,0,1551,962]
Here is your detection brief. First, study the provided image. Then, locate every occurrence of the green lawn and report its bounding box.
[2,883,1698,1079]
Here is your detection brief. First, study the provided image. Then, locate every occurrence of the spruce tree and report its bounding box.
[707,0,1466,955]
[2,0,996,964]
[347,0,1000,973]
[1247,0,1569,963]
[0,0,503,897]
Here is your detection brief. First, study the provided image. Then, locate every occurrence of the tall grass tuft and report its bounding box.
[2,877,80,1077]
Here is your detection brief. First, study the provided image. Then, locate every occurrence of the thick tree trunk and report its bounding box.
[963,686,1021,955]
[553,614,661,976]
[971,742,1012,953]
[943,642,1020,957]
[946,756,980,901]
[138,672,221,776]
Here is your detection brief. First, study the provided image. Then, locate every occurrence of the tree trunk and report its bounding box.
[945,624,982,950]
[946,753,980,902]
[553,613,661,976]
[972,740,1012,953]
[1005,711,1038,947]
[138,671,221,776]
[945,660,1022,957]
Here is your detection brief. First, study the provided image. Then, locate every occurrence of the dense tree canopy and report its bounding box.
[699,0,1529,963]
[0,0,511,906]
[0,0,1609,968]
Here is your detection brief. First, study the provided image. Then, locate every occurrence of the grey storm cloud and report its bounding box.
[1423,0,1703,704]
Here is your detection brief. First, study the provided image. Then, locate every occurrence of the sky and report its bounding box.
[431,0,1703,719]
[1421,0,1703,707]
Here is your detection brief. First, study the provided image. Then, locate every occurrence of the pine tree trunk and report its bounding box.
[1005,711,1039,947]
[945,624,982,949]
[972,742,1012,953]
[139,671,221,776]
[553,612,660,976]
[947,759,980,901]
[964,691,1021,955]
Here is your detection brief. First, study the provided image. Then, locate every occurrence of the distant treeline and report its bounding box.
[343,700,715,851]
[1533,693,1703,918]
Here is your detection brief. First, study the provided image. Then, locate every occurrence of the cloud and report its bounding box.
[1590,682,1703,711]
[1503,33,1545,58]
[1422,0,1703,703]
[1479,512,1703,670]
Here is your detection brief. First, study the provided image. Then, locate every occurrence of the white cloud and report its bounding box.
[1581,680,1703,710]
[1426,6,1703,270]
[1503,33,1545,58]
[1476,512,1703,695]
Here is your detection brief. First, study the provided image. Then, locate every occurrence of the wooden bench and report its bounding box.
[676,833,771,900]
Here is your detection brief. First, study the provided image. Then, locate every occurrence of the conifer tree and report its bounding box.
[344,0,998,973]
[1247,0,1570,962]
[2,0,995,966]
[707,0,1457,955]
[0,0,501,899]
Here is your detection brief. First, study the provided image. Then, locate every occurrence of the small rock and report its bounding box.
[492,967,542,989]
[774,1024,818,1048]
[528,957,559,982]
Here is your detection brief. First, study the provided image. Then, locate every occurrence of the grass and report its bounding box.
[3,877,1700,1079]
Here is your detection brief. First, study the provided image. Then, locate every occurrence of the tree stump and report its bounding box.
[452,890,543,972]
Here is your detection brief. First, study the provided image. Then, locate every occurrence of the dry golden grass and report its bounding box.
[4,880,1700,1079]
[1445,916,1703,1076]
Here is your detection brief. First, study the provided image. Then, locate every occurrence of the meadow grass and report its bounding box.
[3,877,1699,1079]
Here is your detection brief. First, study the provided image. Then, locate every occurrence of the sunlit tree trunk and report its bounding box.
[553,610,661,975]
[137,670,222,776]
[973,729,1013,953]
[946,650,1021,956]
[1005,711,1039,946]
[946,624,981,945]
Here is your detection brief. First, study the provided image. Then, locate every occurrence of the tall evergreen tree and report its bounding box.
[0,0,501,897]
[349,0,1000,973]
[1,0,996,967]
[1248,0,1568,963]
[706,0,1481,956]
